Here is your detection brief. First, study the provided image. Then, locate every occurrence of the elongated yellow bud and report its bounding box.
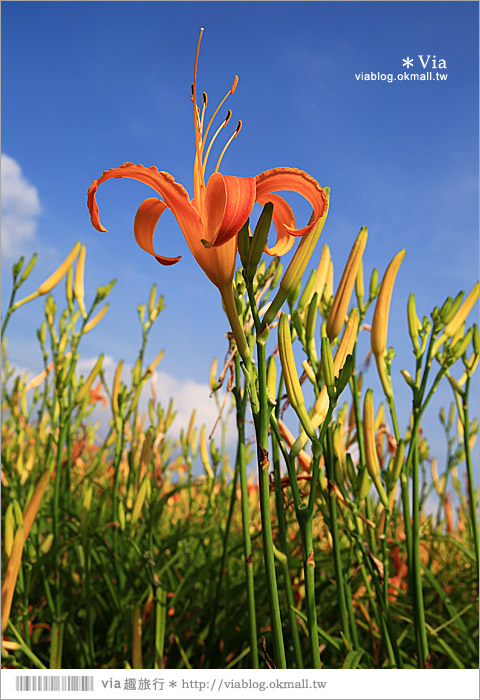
[75,354,104,404]
[4,504,14,557]
[311,308,359,429]
[66,265,74,311]
[83,304,109,333]
[374,402,385,431]
[443,282,478,340]
[278,313,315,439]
[326,227,367,340]
[146,350,164,375]
[301,360,316,385]
[401,368,416,390]
[118,501,126,530]
[297,270,317,312]
[23,470,50,540]
[186,410,197,446]
[363,389,389,507]
[139,428,153,483]
[432,282,479,357]
[451,327,473,359]
[355,259,365,309]
[262,190,330,327]
[389,439,405,484]
[266,356,277,403]
[1,524,24,633]
[40,533,54,554]
[80,484,94,532]
[450,322,465,348]
[311,245,331,304]
[305,293,319,363]
[320,336,336,399]
[325,258,334,301]
[332,422,346,473]
[407,293,422,353]
[111,359,124,413]
[74,245,87,318]
[363,390,379,479]
[371,250,406,358]
[37,241,81,295]
[131,476,149,525]
[447,373,465,396]
[199,425,214,478]
[431,458,446,496]
[10,243,81,311]
[148,284,157,316]
[209,357,218,391]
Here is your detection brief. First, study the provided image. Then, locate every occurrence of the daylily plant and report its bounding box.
[87,30,328,355]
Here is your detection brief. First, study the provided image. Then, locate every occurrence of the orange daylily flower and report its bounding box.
[87,30,327,352]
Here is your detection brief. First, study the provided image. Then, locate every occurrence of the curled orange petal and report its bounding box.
[87,162,203,242]
[134,198,182,266]
[255,167,328,240]
[256,192,296,256]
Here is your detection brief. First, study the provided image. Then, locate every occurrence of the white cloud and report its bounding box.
[1,154,42,260]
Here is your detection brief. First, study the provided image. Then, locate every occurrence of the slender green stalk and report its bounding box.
[233,359,259,668]
[245,281,286,668]
[298,503,322,667]
[461,376,479,581]
[325,429,351,647]
[411,436,429,666]
[270,410,304,669]
[154,586,167,669]
[349,351,376,555]
[350,515,403,668]
[254,340,286,668]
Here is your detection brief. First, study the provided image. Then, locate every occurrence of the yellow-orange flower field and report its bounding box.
[1,29,478,671]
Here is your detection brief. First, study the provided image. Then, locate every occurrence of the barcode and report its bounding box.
[15,676,94,692]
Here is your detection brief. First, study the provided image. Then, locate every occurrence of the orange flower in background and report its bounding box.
[87,29,327,294]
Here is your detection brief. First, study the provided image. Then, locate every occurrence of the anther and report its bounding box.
[224,109,232,125]
[202,92,208,108]
[190,83,195,102]
[234,120,242,136]
[230,75,239,94]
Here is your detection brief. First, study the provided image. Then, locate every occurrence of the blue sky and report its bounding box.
[2,2,478,467]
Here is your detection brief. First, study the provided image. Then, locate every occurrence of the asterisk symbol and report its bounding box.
[402,57,414,68]
[169,681,177,688]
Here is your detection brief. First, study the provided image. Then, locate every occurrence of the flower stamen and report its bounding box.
[192,29,205,201]
[202,110,232,176]
[215,120,242,174]
[201,75,239,156]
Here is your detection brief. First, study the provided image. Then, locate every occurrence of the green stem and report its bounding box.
[244,279,286,668]
[351,516,402,667]
[253,339,286,668]
[349,351,376,555]
[460,377,479,581]
[154,586,167,669]
[233,358,259,668]
[298,504,322,667]
[220,284,251,365]
[411,436,429,666]
[270,403,304,669]
[325,429,351,646]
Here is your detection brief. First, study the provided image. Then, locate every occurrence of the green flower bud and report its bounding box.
[237,220,251,270]
[407,293,422,353]
[320,336,335,400]
[247,203,273,281]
